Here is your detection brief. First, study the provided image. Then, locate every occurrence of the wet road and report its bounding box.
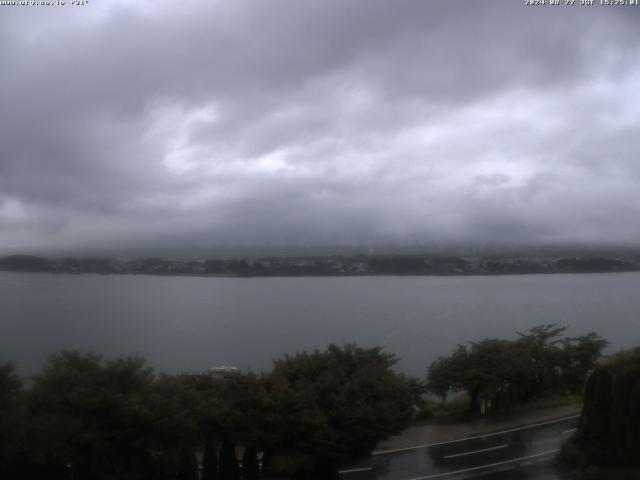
[339,415,579,480]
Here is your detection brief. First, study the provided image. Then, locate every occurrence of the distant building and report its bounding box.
[208,365,241,380]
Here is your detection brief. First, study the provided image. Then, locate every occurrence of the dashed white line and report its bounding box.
[408,449,559,480]
[443,444,509,460]
[371,415,579,455]
[561,428,577,435]
[338,466,373,474]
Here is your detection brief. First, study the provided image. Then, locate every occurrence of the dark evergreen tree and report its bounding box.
[575,348,640,467]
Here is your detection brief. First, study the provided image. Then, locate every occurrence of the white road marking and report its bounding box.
[561,428,577,435]
[409,449,559,480]
[443,444,509,460]
[338,466,373,474]
[372,415,579,455]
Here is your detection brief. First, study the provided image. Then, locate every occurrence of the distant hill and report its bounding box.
[0,252,639,277]
[0,255,50,272]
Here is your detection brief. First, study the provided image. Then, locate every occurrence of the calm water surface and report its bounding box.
[1,272,639,376]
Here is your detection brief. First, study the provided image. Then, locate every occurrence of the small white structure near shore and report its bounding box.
[208,365,241,380]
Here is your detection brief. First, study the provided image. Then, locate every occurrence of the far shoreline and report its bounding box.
[3,269,640,279]
[2,252,640,278]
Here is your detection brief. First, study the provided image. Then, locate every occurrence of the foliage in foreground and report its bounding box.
[559,347,640,478]
[0,344,416,479]
[426,325,608,413]
[557,440,640,480]
[262,345,417,474]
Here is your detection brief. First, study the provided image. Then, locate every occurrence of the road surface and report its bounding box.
[339,415,579,480]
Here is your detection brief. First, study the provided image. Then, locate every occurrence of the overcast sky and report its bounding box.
[1,0,640,254]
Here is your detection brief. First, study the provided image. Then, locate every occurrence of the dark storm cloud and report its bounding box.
[1,0,640,251]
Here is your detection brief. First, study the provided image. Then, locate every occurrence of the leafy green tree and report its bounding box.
[515,324,568,397]
[427,340,518,413]
[427,325,608,413]
[426,347,464,403]
[560,332,609,393]
[26,351,157,479]
[192,369,266,462]
[146,374,205,478]
[262,344,415,475]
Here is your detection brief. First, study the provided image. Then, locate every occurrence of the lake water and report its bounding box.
[1,272,639,377]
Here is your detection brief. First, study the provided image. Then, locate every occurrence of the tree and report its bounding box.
[426,348,463,402]
[427,340,518,413]
[262,344,415,475]
[427,325,609,413]
[515,324,568,397]
[146,373,206,478]
[192,369,266,464]
[560,347,640,476]
[26,351,157,479]
[560,332,609,393]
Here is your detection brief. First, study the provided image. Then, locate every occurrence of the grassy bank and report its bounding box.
[416,393,583,424]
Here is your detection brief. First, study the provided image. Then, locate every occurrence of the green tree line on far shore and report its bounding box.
[2,253,639,276]
[0,326,608,479]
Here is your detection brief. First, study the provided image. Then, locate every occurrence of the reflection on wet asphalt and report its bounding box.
[339,416,579,480]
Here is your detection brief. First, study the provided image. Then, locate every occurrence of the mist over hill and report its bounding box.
[3,2,640,253]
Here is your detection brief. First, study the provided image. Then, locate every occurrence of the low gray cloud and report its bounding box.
[1,0,640,253]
